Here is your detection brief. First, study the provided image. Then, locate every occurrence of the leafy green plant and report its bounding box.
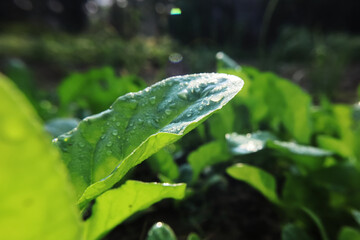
[0,71,244,239]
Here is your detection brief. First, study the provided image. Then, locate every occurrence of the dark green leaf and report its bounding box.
[282,224,313,240]
[84,181,185,240]
[54,73,244,206]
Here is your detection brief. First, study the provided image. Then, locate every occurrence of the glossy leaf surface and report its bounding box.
[0,74,82,240]
[84,181,185,240]
[55,73,244,206]
[227,163,280,204]
[226,131,276,155]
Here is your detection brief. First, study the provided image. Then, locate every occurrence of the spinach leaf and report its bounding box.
[54,73,244,206]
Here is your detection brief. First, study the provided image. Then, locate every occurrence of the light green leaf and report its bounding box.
[317,135,354,158]
[84,181,185,240]
[338,227,360,240]
[282,224,313,240]
[146,222,177,240]
[226,131,276,155]
[0,73,83,240]
[188,140,231,181]
[226,163,280,204]
[55,73,243,207]
[208,101,236,140]
[148,149,179,181]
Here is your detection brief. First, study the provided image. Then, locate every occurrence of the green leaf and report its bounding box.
[267,140,332,171]
[45,118,79,137]
[84,181,185,240]
[55,73,244,207]
[58,67,146,113]
[226,163,280,204]
[282,224,313,240]
[351,209,360,226]
[187,232,201,240]
[338,227,360,240]
[317,135,354,158]
[240,69,312,143]
[208,104,236,140]
[188,140,231,181]
[301,207,329,240]
[148,149,179,181]
[226,131,276,155]
[146,222,177,240]
[0,73,83,240]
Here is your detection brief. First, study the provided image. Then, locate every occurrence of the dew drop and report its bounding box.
[165,109,172,115]
[150,96,156,104]
[107,141,113,147]
[101,135,105,139]
[112,130,118,136]
[138,118,143,124]
[199,105,204,111]
[177,89,188,100]
[79,142,85,147]
[116,122,121,126]
[186,112,192,117]
[211,95,224,103]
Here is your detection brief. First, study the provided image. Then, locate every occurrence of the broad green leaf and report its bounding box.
[227,163,280,204]
[282,224,313,240]
[188,140,231,181]
[267,140,332,171]
[55,73,244,207]
[146,222,177,240]
[84,181,185,240]
[0,74,82,240]
[338,227,360,240]
[45,118,79,137]
[226,131,276,155]
[148,149,179,181]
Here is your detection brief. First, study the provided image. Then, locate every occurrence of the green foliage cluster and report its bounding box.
[0,70,243,239]
[1,51,360,239]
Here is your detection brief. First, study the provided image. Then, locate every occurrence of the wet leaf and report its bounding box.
[84,181,185,240]
[54,73,244,206]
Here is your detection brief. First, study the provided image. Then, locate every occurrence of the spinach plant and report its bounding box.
[0,71,244,240]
